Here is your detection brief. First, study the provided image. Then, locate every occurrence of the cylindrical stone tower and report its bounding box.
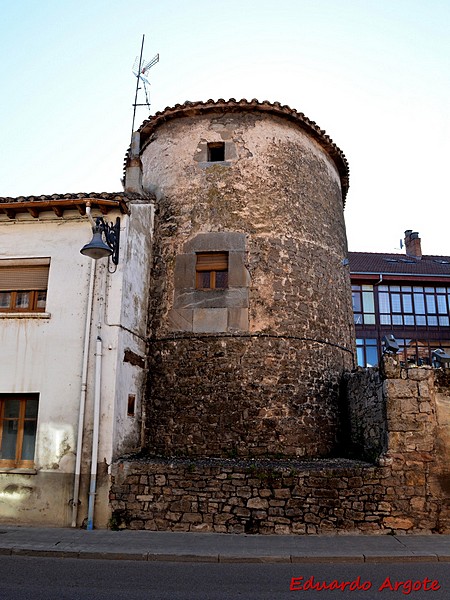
[131,99,354,459]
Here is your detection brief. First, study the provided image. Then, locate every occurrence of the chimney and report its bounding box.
[124,132,144,194]
[404,230,422,260]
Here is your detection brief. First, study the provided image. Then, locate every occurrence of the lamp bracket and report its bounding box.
[94,217,121,265]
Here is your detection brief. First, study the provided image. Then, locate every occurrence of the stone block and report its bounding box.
[190,523,213,532]
[175,288,248,310]
[407,367,433,381]
[383,516,414,530]
[274,524,291,534]
[181,513,202,523]
[193,308,228,333]
[385,379,418,400]
[381,355,402,378]
[274,488,291,499]
[228,252,251,286]
[184,232,246,253]
[228,308,249,332]
[167,309,193,332]
[174,254,196,288]
[247,497,269,509]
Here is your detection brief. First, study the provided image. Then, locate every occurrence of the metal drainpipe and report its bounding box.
[87,334,103,530]
[86,257,106,531]
[71,258,96,527]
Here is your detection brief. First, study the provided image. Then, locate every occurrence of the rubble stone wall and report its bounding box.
[111,358,450,534]
[142,108,354,459]
[146,335,349,459]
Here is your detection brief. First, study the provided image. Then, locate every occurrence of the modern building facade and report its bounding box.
[349,230,450,368]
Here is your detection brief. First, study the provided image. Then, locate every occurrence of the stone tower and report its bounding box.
[127,99,354,459]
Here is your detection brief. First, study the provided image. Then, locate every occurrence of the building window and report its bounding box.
[352,283,450,328]
[356,338,379,367]
[352,285,375,325]
[127,394,136,417]
[0,259,50,313]
[0,394,39,468]
[207,142,225,162]
[196,252,228,290]
[394,338,450,367]
[377,285,450,327]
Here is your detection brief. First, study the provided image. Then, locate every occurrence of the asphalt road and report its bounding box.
[0,556,449,599]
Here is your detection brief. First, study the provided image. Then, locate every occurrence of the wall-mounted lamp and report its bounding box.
[382,334,399,354]
[432,348,450,369]
[80,216,121,265]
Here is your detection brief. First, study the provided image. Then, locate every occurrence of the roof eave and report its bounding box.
[125,98,350,203]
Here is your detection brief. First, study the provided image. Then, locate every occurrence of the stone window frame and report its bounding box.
[168,232,250,333]
[207,142,225,162]
[194,140,237,166]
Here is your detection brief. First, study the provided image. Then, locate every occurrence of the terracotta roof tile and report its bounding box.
[125,98,349,202]
[349,251,450,279]
[0,191,154,219]
[0,191,145,204]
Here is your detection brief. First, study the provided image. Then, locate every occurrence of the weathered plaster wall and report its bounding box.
[0,216,96,525]
[0,201,154,527]
[111,203,154,459]
[141,109,354,459]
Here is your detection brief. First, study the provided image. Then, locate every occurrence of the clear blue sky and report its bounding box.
[0,0,448,254]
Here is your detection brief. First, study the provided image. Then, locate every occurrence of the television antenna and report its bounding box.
[131,35,159,139]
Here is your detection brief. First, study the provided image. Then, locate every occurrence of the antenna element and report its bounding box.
[131,35,159,140]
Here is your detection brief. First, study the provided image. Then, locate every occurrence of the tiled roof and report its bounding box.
[126,98,350,202]
[0,192,151,219]
[349,252,450,279]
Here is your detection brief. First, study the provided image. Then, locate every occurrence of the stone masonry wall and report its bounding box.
[143,108,355,459]
[146,335,348,459]
[345,367,387,461]
[111,358,450,534]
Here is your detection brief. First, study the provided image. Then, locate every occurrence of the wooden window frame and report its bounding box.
[196,252,229,290]
[0,259,49,313]
[0,394,39,468]
[0,290,47,313]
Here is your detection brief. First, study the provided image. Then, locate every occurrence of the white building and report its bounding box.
[0,192,153,527]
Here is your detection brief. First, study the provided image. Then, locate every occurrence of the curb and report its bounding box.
[0,548,448,563]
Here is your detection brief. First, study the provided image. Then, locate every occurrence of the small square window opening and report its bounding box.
[207,142,225,162]
[196,252,228,290]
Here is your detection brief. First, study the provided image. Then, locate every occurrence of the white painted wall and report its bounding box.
[0,202,153,527]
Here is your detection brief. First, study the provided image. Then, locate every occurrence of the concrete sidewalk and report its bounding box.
[0,526,449,563]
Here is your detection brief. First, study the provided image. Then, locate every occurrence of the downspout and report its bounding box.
[87,253,106,530]
[71,223,96,527]
[87,334,103,530]
[374,274,383,286]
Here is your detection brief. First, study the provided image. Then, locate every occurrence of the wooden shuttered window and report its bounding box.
[0,259,50,312]
[0,394,39,468]
[196,252,228,290]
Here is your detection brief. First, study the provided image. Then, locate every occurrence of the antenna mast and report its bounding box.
[131,34,159,139]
